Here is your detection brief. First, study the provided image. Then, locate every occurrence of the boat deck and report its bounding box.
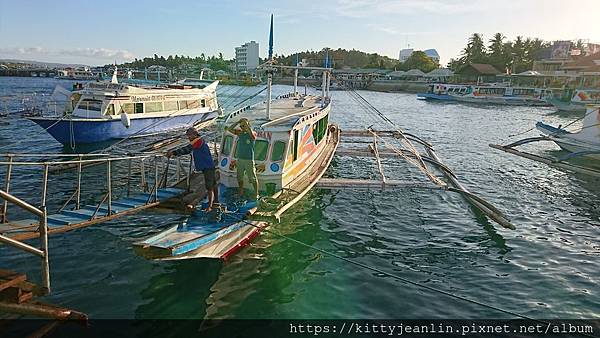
[0,187,185,241]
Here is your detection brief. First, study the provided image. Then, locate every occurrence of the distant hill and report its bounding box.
[0,58,89,68]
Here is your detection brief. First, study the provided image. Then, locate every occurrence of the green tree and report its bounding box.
[460,33,487,64]
[487,33,510,72]
[401,51,438,72]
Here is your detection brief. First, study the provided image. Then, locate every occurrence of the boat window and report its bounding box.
[221,135,233,156]
[164,101,178,111]
[120,103,134,114]
[313,115,329,145]
[187,100,200,109]
[105,104,115,115]
[145,102,163,113]
[77,99,102,111]
[271,141,286,161]
[201,99,206,108]
[178,100,188,109]
[293,130,299,161]
[253,140,269,161]
[135,102,144,114]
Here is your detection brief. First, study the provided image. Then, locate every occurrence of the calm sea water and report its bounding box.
[0,77,598,319]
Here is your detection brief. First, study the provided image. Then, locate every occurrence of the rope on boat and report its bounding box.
[230,215,557,326]
[344,89,445,186]
[95,107,204,154]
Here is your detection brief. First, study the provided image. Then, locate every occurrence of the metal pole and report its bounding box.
[0,233,44,256]
[0,190,44,217]
[266,72,272,120]
[154,156,158,202]
[2,155,13,223]
[321,71,327,106]
[140,159,146,192]
[39,205,50,294]
[107,159,112,215]
[293,68,298,95]
[41,164,49,209]
[76,155,82,209]
[127,158,132,197]
[186,154,193,192]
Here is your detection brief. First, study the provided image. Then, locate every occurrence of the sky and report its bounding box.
[1,0,600,66]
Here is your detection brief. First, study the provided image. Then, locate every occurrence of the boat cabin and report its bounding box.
[218,95,331,192]
[67,81,219,119]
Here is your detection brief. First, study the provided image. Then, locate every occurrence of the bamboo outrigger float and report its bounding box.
[490,105,600,178]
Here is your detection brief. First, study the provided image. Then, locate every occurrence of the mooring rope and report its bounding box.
[224,214,551,325]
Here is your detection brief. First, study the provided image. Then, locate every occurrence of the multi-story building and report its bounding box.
[235,41,259,74]
[399,48,440,63]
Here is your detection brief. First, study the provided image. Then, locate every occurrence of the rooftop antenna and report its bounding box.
[266,14,274,120]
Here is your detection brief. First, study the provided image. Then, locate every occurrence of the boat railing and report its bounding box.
[0,152,196,295]
[0,152,194,224]
[0,188,50,294]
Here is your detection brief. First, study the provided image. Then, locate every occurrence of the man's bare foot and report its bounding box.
[203,206,213,212]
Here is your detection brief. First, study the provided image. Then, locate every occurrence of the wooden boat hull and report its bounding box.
[133,125,340,260]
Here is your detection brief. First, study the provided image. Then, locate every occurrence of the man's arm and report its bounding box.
[225,121,242,135]
[167,144,193,157]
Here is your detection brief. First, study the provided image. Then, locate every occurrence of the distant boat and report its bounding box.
[417,83,552,106]
[546,89,600,112]
[55,67,98,80]
[536,105,600,159]
[29,68,220,145]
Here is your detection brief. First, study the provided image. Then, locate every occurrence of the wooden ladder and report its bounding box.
[0,269,39,304]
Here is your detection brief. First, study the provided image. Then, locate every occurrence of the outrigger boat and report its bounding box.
[134,16,340,260]
[490,105,600,177]
[28,68,220,145]
[546,89,600,113]
[417,83,552,106]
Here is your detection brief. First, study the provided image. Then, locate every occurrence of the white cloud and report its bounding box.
[0,46,49,55]
[0,46,135,62]
[334,0,509,17]
[59,48,135,61]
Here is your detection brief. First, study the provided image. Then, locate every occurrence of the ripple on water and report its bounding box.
[0,80,598,319]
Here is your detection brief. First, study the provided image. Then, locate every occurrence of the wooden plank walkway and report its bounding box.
[0,187,185,241]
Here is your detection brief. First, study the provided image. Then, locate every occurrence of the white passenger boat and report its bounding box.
[417,83,552,106]
[29,68,220,145]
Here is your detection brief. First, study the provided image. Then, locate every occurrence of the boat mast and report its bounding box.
[293,54,299,97]
[325,54,331,97]
[266,14,274,120]
[321,50,328,107]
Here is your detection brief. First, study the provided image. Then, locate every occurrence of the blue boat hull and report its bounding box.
[416,93,456,101]
[29,111,219,144]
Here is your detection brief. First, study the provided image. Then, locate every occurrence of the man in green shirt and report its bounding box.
[226,118,259,200]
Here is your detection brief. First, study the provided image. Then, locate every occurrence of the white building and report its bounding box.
[399,48,440,64]
[235,41,259,73]
[399,48,413,62]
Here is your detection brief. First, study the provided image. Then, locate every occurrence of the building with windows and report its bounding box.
[398,48,440,63]
[235,41,259,74]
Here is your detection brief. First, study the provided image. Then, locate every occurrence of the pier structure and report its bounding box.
[0,151,202,320]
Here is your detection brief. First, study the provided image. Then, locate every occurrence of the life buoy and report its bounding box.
[121,112,131,128]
